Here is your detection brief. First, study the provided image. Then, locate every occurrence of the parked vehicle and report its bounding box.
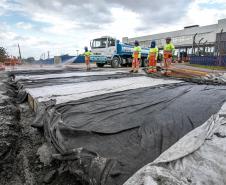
[90,36,149,68]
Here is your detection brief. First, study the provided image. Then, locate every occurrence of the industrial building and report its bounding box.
[122,18,226,56]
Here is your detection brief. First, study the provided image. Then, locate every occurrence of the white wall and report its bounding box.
[125,19,226,48]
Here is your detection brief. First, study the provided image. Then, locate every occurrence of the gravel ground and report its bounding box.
[0,71,83,185]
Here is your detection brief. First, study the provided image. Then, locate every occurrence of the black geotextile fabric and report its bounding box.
[37,83,226,185]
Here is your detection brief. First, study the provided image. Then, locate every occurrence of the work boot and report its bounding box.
[164,70,171,76]
[134,69,138,73]
[147,69,152,74]
[161,70,166,75]
[166,71,172,76]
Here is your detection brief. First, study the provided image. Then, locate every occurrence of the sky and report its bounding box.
[0,0,226,59]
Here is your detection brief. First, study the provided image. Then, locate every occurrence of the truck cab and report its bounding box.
[90,36,149,68]
[90,36,117,67]
[91,36,116,57]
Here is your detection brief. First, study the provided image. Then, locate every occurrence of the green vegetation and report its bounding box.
[186,64,226,71]
[0,47,7,63]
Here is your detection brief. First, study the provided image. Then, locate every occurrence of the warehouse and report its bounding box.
[122,18,226,55]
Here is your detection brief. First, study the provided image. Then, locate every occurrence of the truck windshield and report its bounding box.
[92,38,107,48]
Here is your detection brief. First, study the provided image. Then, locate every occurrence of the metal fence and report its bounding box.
[34,58,54,65]
[190,56,226,66]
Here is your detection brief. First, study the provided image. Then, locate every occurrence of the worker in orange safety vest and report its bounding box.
[163,37,175,75]
[84,46,92,71]
[147,40,158,73]
[130,40,141,73]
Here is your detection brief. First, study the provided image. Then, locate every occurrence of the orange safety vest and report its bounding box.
[85,56,90,61]
[149,52,156,59]
[163,51,172,59]
[133,51,139,59]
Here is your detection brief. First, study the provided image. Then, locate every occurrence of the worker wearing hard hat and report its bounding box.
[130,40,141,73]
[163,37,175,75]
[84,46,92,71]
[147,40,158,73]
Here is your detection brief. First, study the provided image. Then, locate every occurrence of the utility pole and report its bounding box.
[48,51,50,59]
[76,50,79,56]
[18,44,22,60]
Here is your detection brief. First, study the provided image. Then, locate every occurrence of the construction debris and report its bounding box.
[145,65,226,85]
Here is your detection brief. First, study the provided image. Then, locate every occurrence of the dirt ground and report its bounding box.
[0,71,83,185]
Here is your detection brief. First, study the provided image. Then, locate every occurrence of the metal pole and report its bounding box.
[218,29,223,66]
[192,33,198,55]
[198,38,204,56]
[18,44,22,61]
[202,40,207,55]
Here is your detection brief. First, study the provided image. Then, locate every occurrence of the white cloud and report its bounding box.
[0,0,7,15]
[0,22,59,58]
[0,0,23,15]
[32,13,79,35]
[132,0,226,36]
[184,0,226,26]
[1,0,226,59]
[16,22,33,30]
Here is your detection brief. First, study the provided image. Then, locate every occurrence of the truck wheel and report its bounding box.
[111,57,120,68]
[96,63,105,68]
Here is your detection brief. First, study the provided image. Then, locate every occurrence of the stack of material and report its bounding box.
[170,67,208,78]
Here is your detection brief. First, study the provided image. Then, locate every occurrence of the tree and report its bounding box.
[0,47,8,64]
[24,57,35,63]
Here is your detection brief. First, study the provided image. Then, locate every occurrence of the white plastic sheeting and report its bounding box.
[124,102,226,185]
[15,71,128,80]
[5,65,62,72]
[26,76,181,104]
